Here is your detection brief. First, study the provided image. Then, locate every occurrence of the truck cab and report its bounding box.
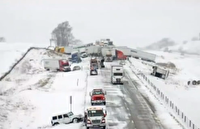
[59,59,71,72]
[90,89,106,105]
[104,50,113,62]
[85,107,107,129]
[111,65,124,84]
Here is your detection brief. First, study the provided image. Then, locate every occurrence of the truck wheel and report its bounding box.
[53,122,59,126]
[91,102,94,105]
[102,126,106,129]
[72,118,78,123]
[192,80,197,85]
[87,127,90,129]
[103,102,106,105]
[197,80,200,85]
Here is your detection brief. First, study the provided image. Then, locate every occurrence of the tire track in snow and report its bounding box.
[100,68,134,129]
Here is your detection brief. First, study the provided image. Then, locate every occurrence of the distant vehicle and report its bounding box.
[102,48,113,62]
[84,107,107,129]
[119,60,125,65]
[71,52,82,63]
[131,49,156,62]
[89,89,106,105]
[73,66,81,71]
[115,49,126,60]
[90,58,98,75]
[151,66,169,79]
[100,58,105,68]
[51,112,83,126]
[43,59,71,72]
[115,46,131,57]
[81,53,88,58]
[111,65,124,84]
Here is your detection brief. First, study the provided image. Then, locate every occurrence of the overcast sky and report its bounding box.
[0,0,200,48]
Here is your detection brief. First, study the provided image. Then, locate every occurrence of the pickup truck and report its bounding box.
[90,89,106,105]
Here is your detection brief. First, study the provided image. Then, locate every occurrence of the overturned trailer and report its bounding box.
[151,66,169,79]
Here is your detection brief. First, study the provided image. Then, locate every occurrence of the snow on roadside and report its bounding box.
[3,71,87,129]
[1,48,87,129]
[124,62,184,129]
[128,57,200,128]
[0,42,48,76]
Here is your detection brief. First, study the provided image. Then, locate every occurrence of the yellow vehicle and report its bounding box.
[55,47,65,53]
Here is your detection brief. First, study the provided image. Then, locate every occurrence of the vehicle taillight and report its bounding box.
[101,119,105,123]
[87,119,91,124]
[102,97,105,100]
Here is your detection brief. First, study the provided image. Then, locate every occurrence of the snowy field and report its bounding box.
[0,48,88,129]
[129,51,200,128]
[0,42,48,77]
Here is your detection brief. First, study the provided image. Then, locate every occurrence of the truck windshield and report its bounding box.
[106,55,112,57]
[62,63,69,66]
[67,112,73,116]
[93,91,103,95]
[114,73,123,76]
[88,110,104,117]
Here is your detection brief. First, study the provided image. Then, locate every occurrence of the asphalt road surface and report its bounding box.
[100,63,166,129]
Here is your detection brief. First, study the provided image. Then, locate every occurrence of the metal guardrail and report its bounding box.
[128,60,199,129]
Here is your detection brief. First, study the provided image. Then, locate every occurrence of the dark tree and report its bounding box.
[51,21,74,46]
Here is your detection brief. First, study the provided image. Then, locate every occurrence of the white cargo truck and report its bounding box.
[43,59,71,72]
[64,46,73,55]
[111,65,124,84]
[151,66,169,79]
[86,46,101,55]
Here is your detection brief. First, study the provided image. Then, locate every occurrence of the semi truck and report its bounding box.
[104,50,113,62]
[111,65,124,84]
[115,46,131,57]
[115,49,126,60]
[131,49,156,62]
[43,59,71,72]
[90,58,98,75]
[71,52,82,63]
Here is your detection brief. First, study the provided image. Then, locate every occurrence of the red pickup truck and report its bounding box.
[90,89,106,105]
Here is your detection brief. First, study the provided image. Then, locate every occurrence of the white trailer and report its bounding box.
[64,46,73,55]
[131,49,156,62]
[111,65,124,84]
[43,59,71,72]
[115,46,131,57]
[151,66,169,79]
[86,46,101,55]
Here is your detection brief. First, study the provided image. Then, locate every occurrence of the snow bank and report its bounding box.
[0,48,87,129]
[129,57,200,129]
[0,42,48,76]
